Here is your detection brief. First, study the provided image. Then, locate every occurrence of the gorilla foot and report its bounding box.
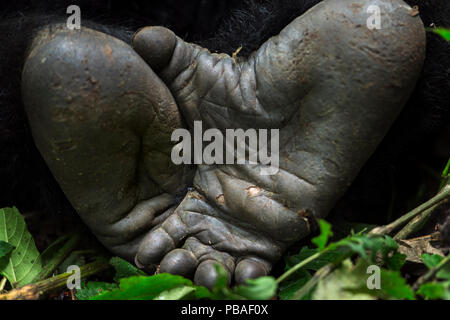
[21,0,426,289]
[21,24,195,260]
[136,190,280,288]
[133,0,426,287]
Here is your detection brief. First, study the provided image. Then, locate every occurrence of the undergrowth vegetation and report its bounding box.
[0,155,449,301]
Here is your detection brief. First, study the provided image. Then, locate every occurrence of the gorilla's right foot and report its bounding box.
[133,0,426,288]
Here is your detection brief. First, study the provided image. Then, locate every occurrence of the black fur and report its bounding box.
[0,0,449,226]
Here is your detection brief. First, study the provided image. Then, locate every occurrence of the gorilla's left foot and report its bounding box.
[133,0,426,287]
[21,24,194,261]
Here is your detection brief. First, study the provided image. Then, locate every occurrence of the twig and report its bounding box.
[394,206,435,240]
[394,180,450,240]
[370,184,450,236]
[412,254,450,291]
[0,259,110,300]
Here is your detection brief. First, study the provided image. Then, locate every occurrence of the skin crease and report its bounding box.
[21,0,427,288]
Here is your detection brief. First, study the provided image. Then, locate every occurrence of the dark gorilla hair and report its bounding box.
[0,0,449,226]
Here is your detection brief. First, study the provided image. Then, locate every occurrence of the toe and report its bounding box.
[160,249,198,278]
[194,260,231,290]
[135,210,189,267]
[234,257,271,285]
[132,26,177,72]
[136,227,176,267]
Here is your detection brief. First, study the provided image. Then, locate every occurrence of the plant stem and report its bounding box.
[292,265,334,300]
[438,158,450,191]
[276,251,323,284]
[0,259,110,300]
[36,233,80,281]
[0,277,6,292]
[290,254,350,300]
[370,184,450,236]
[393,206,434,240]
[394,180,450,240]
[412,254,450,291]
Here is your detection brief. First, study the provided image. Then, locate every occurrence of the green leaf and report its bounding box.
[154,286,196,300]
[312,259,375,300]
[378,268,414,300]
[439,158,450,190]
[285,246,342,272]
[234,276,277,300]
[212,264,230,292]
[155,285,212,300]
[385,252,406,271]
[314,258,414,300]
[432,28,450,41]
[0,241,14,259]
[0,207,43,287]
[422,254,443,269]
[109,257,146,282]
[279,269,312,300]
[75,281,119,300]
[280,246,341,300]
[312,220,333,250]
[421,254,450,280]
[417,281,450,300]
[332,234,398,265]
[90,274,194,300]
[437,267,450,281]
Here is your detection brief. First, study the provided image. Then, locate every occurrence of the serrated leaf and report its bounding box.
[332,234,398,265]
[109,257,146,282]
[90,274,194,300]
[0,207,43,287]
[417,281,450,300]
[75,281,119,300]
[233,276,277,300]
[378,269,414,300]
[312,220,333,250]
[284,246,342,272]
[0,241,14,259]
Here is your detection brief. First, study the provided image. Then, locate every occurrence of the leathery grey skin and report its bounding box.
[133,0,426,288]
[22,0,425,289]
[22,25,195,261]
